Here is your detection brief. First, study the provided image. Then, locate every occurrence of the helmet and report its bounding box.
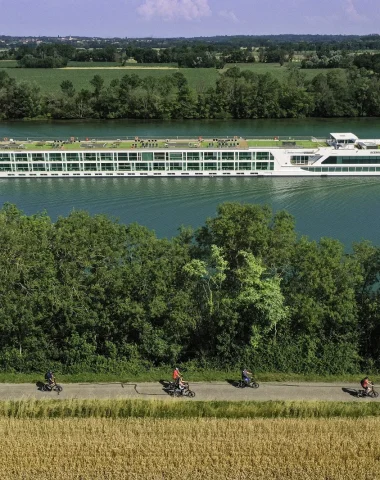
[175,367,179,371]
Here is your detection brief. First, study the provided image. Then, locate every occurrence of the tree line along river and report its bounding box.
[1,117,380,247]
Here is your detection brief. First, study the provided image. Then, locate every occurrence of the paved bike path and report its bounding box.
[0,382,376,402]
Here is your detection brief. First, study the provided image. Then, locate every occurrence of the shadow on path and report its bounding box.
[126,381,167,397]
[226,379,240,388]
[159,379,175,396]
[342,387,359,398]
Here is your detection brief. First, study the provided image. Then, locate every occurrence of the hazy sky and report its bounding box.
[0,0,379,37]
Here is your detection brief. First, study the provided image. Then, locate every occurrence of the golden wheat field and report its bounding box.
[0,417,379,480]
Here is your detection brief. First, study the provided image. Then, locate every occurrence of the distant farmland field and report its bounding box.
[0,60,18,68]
[0,63,344,94]
[222,62,345,80]
[0,66,219,92]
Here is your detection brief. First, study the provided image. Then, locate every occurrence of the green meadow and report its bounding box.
[0,62,344,94]
[0,66,218,92]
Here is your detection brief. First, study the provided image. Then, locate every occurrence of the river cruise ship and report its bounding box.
[0,133,379,178]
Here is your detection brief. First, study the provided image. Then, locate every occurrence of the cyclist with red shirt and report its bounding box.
[361,376,373,396]
[173,367,181,387]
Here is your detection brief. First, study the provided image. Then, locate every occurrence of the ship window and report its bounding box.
[187,163,200,170]
[135,162,149,171]
[322,155,380,164]
[270,163,274,170]
[118,163,131,171]
[32,153,44,161]
[204,162,217,170]
[67,153,80,161]
[84,153,97,161]
[291,156,310,165]
[16,163,29,171]
[154,152,166,161]
[15,153,28,162]
[129,153,138,161]
[117,153,128,161]
[84,163,97,171]
[153,163,165,171]
[221,152,234,160]
[0,154,10,162]
[187,152,200,160]
[0,164,12,171]
[256,162,269,170]
[169,153,182,161]
[238,152,251,161]
[49,153,63,161]
[257,152,269,160]
[238,162,251,170]
[32,163,45,171]
[204,152,218,161]
[100,153,113,162]
[222,162,234,170]
[101,163,114,171]
[50,164,63,171]
[270,153,274,160]
[169,162,183,171]
[142,152,153,161]
[67,163,80,171]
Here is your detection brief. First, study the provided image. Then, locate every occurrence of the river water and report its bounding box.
[1,118,380,246]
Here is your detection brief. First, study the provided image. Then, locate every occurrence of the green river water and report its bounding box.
[1,118,380,246]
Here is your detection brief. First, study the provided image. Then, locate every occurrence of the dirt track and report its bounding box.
[0,381,376,402]
[61,66,178,70]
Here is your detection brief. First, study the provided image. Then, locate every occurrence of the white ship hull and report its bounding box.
[0,133,379,178]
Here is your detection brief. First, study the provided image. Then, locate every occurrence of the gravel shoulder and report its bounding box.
[0,381,375,402]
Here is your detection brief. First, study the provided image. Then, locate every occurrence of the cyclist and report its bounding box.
[242,368,253,386]
[45,370,56,389]
[361,376,374,396]
[172,367,181,387]
[176,376,189,395]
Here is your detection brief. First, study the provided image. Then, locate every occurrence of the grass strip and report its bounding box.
[0,371,378,384]
[1,398,379,419]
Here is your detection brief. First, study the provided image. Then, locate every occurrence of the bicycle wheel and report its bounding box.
[55,385,63,393]
[188,390,195,398]
[370,390,379,398]
[250,382,259,389]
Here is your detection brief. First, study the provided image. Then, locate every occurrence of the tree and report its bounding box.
[90,75,105,98]
[60,80,75,98]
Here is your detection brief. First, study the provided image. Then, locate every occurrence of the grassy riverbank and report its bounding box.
[0,371,377,384]
[0,416,378,479]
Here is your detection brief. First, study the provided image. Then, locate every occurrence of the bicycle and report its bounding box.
[171,382,196,398]
[357,384,379,398]
[236,379,260,389]
[42,382,63,393]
